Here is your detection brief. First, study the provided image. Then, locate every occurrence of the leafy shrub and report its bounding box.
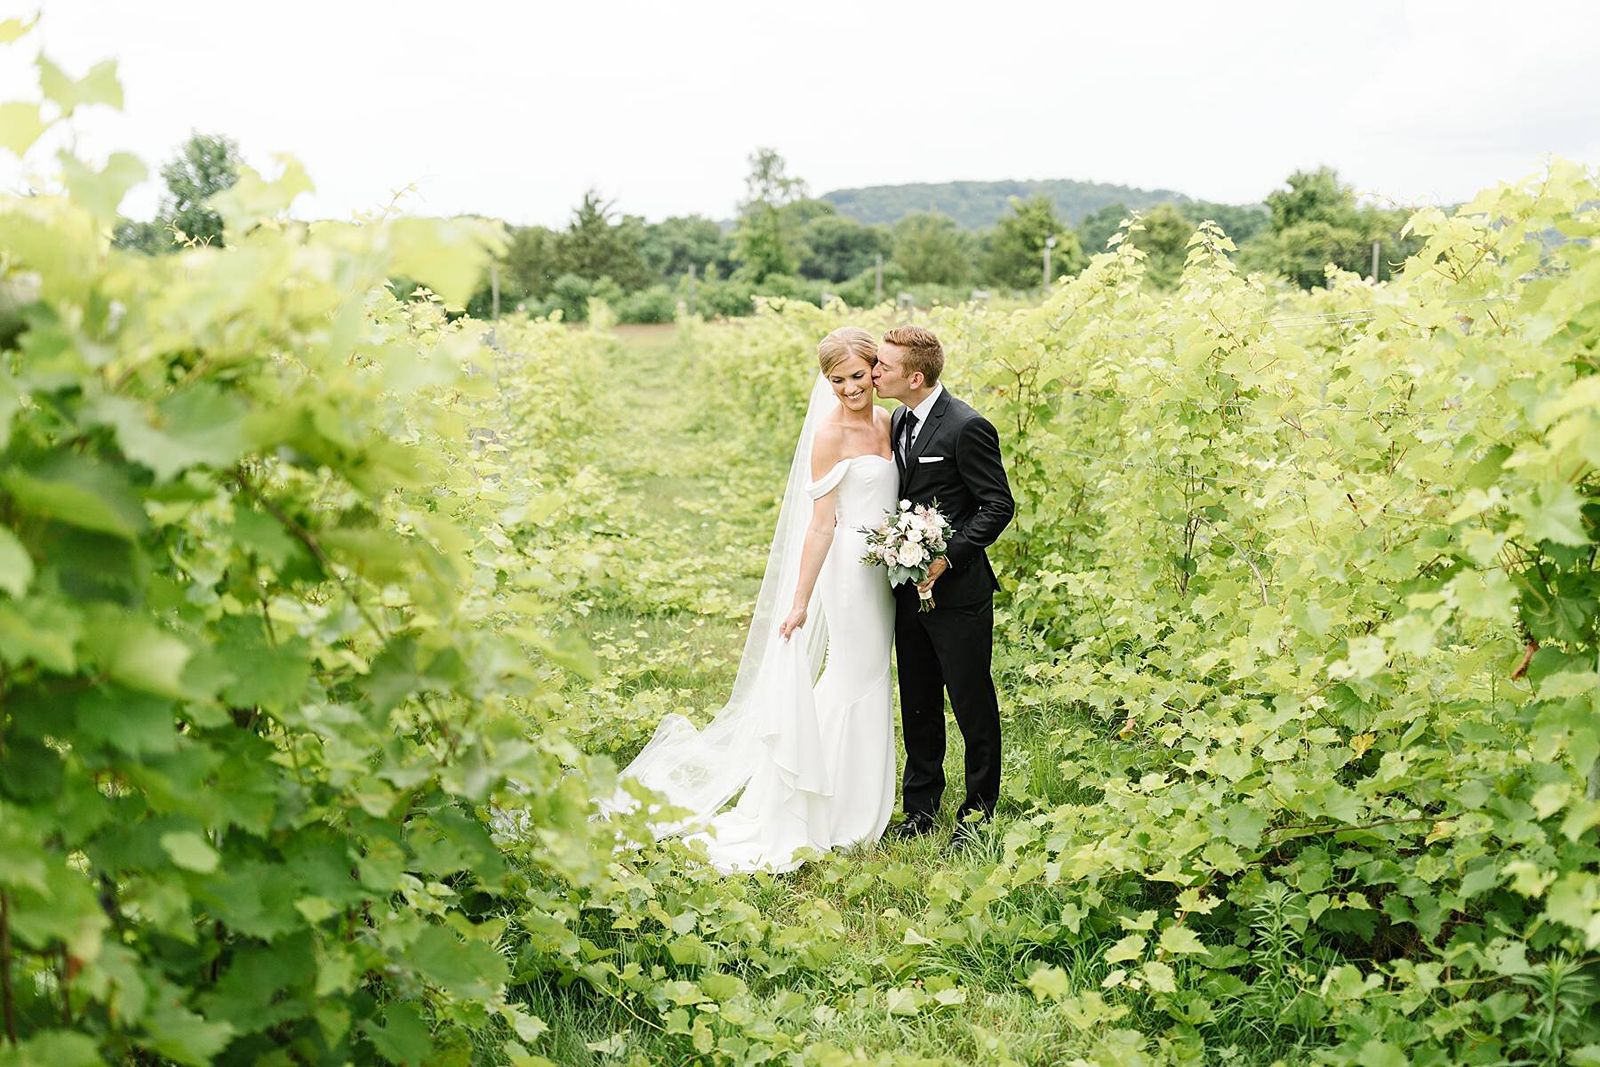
[0,47,641,1066]
[617,284,678,324]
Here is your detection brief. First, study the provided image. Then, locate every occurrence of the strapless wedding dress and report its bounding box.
[685,453,899,873]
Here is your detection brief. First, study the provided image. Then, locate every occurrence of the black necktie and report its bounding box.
[899,410,918,463]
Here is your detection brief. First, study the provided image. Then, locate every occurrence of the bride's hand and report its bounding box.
[778,605,806,640]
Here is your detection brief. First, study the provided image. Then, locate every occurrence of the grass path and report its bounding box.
[560,324,774,745]
[532,324,1110,1065]
[603,325,729,530]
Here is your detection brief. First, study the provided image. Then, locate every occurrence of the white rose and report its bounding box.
[899,499,911,511]
[900,544,928,567]
[906,525,923,543]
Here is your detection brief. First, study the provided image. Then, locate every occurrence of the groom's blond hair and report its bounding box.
[882,326,944,386]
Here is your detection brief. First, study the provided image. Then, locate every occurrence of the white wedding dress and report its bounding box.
[605,377,898,874]
[683,453,898,872]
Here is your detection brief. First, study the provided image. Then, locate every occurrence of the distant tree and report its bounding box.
[556,189,650,291]
[503,224,562,299]
[1241,167,1422,287]
[548,273,592,322]
[1076,202,1130,257]
[1078,200,1268,263]
[983,195,1083,289]
[784,197,836,227]
[1240,220,1378,289]
[112,132,241,253]
[733,147,808,282]
[641,215,731,281]
[465,223,564,317]
[743,147,806,207]
[891,212,973,286]
[613,214,652,289]
[799,215,891,281]
[1128,203,1194,289]
[159,132,242,246]
[111,219,169,255]
[1265,166,1360,231]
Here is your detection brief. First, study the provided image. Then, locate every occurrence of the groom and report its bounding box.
[872,326,1014,846]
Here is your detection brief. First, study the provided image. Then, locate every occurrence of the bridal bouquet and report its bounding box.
[860,499,953,611]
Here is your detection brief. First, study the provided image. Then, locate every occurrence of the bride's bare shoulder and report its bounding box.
[810,419,845,477]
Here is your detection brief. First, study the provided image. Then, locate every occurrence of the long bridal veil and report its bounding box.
[602,374,838,830]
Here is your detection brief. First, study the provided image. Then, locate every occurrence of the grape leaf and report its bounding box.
[0,524,33,596]
[1023,964,1070,1002]
[0,101,47,158]
[2,458,146,540]
[58,150,146,223]
[406,924,508,1000]
[36,55,123,114]
[1159,924,1209,955]
[160,831,219,874]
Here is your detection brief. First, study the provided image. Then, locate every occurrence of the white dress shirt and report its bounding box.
[903,384,944,452]
[902,385,953,572]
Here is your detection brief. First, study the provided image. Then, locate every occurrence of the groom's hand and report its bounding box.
[918,557,949,595]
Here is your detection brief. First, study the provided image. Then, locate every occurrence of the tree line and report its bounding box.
[112,137,1427,321]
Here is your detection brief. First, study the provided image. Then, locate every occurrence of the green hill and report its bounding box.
[821,178,1205,229]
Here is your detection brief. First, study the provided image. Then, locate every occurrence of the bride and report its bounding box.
[608,327,898,873]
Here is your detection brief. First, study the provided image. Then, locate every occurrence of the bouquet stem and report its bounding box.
[918,588,935,613]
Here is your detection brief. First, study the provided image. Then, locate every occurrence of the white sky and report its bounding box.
[3,0,1597,226]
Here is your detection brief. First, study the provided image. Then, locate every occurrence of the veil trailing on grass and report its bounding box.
[601,374,836,831]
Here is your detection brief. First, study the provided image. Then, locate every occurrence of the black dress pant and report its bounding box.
[894,591,1001,822]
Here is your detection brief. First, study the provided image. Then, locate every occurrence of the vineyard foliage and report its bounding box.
[0,40,637,1066]
[2,27,1599,1067]
[668,170,1600,1062]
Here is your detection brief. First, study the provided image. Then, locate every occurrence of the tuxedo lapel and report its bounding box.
[905,391,949,468]
[898,391,950,493]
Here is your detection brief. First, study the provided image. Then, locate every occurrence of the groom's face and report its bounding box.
[873,343,919,400]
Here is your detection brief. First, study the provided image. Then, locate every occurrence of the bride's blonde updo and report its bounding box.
[817,326,878,374]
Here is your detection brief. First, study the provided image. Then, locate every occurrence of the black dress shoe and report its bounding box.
[946,821,987,853]
[888,816,937,840]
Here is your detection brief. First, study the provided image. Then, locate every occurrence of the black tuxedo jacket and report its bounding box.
[892,390,1015,608]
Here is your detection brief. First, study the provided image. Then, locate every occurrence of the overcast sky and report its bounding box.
[3,0,1597,226]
